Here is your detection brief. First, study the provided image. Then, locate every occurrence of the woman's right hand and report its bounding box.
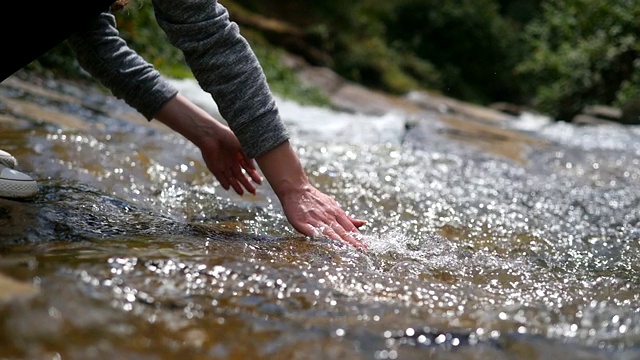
[197,124,262,195]
[257,141,367,248]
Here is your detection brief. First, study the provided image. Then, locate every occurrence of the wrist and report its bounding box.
[256,140,311,198]
[154,94,222,149]
[271,176,312,201]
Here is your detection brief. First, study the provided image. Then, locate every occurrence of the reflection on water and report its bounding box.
[1,76,640,359]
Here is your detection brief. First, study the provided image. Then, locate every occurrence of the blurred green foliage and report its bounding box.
[516,0,640,120]
[114,2,191,79]
[28,0,640,121]
[116,1,329,105]
[251,46,331,106]
[381,0,524,102]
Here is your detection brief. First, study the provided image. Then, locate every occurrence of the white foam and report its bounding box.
[168,78,407,145]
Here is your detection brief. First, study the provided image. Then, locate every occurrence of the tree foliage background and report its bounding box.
[31,0,640,122]
[516,0,640,121]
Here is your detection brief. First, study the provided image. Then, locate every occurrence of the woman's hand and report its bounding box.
[197,125,262,195]
[153,94,262,195]
[155,95,367,247]
[257,141,367,248]
[279,184,367,248]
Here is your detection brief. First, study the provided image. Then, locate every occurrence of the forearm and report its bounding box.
[153,94,222,149]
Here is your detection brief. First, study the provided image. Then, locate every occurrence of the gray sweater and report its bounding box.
[67,0,289,159]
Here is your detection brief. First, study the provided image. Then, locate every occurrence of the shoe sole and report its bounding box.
[0,177,38,199]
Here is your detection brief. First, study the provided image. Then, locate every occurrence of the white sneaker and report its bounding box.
[0,149,17,169]
[0,150,38,199]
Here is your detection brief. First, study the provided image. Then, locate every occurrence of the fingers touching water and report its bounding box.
[202,135,367,248]
[280,185,367,249]
[154,96,364,247]
[211,154,367,248]
[255,140,367,249]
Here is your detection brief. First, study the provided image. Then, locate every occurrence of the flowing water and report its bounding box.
[1,75,640,359]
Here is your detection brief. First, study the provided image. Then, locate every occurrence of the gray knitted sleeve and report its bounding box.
[151,0,290,159]
[67,12,178,120]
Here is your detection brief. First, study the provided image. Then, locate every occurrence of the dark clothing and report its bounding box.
[66,12,179,123]
[2,0,289,159]
[1,0,115,82]
[67,1,289,158]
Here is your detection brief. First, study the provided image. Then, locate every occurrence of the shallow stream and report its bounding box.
[1,75,640,359]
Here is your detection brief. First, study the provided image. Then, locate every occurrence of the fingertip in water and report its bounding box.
[352,219,367,228]
[343,236,367,250]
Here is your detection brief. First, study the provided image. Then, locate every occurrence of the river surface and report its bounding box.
[1,74,640,359]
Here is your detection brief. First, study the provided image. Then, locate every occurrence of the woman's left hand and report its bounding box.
[153,94,262,195]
